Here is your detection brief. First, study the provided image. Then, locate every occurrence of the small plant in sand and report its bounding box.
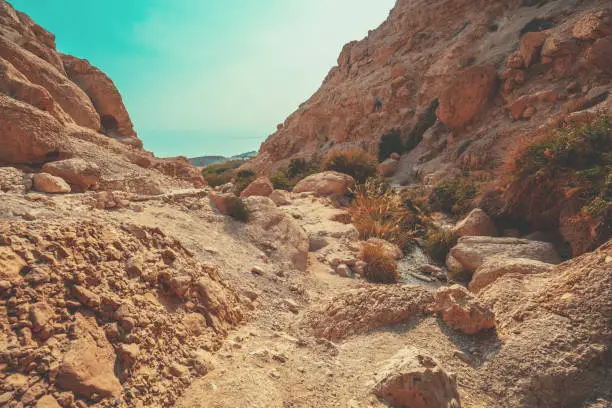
[361,243,399,284]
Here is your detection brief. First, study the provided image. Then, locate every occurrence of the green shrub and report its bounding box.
[225,196,249,222]
[424,228,458,263]
[429,175,477,215]
[234,169,256,194]
[270,159,319,190]
[378,129,405,161]
[201,160,243,187]
[324,149,377,183]
[361,243,399,284]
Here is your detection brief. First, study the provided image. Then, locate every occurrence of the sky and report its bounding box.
[11,0,396,157]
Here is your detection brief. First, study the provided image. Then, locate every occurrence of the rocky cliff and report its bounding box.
[0,0,204,193]
[246,0,612,179]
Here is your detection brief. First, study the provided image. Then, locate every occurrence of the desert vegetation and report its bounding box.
[502,116,611,228]
[429,174,477,215]
[349,179,422,250]
[201,159,244,187]
[424,227,458,264]
[360,243,399,283]
[323,149,378,183]
[270,158,319,190]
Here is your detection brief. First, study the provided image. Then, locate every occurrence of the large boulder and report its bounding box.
[292,171,355,196]
[240,177,273,198]
[61,54,137,137]
[453,208,497,237]
[448,236,560,273]
[436,64,498,129]
[469,257,554,294]
[430,285,495,334]
[244,196,309,270]
[32,172,70,194]
[372,347,461,408]
[269,189,291,206]
[42,158,101,191]
[56,313,122,398]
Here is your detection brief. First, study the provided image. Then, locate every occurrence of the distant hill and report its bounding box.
[189,151,257,167]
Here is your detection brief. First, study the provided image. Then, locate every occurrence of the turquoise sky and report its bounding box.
[11,0,395,157]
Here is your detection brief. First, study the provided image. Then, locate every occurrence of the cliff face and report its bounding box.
[0,0,204,191]
[247,0,612,176]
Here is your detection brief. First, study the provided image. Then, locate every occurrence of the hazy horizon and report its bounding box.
[11,0,396,157]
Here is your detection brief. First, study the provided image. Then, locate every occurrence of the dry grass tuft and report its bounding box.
[350,179,421,249]
[361,243,399,284]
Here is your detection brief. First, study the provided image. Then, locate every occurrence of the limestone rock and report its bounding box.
[244,196,309,270]
[293,171,355,196]
[35,395,61,408]
[269,189,291,206]
[0,246,26,280]
[209,192,236,214]
[448,236,560,273]
[57,313,123,398]
[431,285,495,334]
[240,177,273,198]
[308,285,433,340]
[32,173,71,194]
[42,158,100,191]
[572,9,612,40]
[372,347,461,408]
[453,208,497,237]
[469,257,554,293]
[436,65,498,130]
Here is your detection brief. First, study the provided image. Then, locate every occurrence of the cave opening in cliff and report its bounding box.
[101,114,119,136]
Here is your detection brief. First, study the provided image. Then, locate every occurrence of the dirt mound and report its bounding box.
[0,219,243,407]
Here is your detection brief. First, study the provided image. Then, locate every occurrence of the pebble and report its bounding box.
[251,266,264,276]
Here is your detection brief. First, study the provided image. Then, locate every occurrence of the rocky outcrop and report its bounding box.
[61,54,136,137]
[245,1,612,185]
[0,219,243,407]
[372,347,461,408]
[0,1,204,191]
